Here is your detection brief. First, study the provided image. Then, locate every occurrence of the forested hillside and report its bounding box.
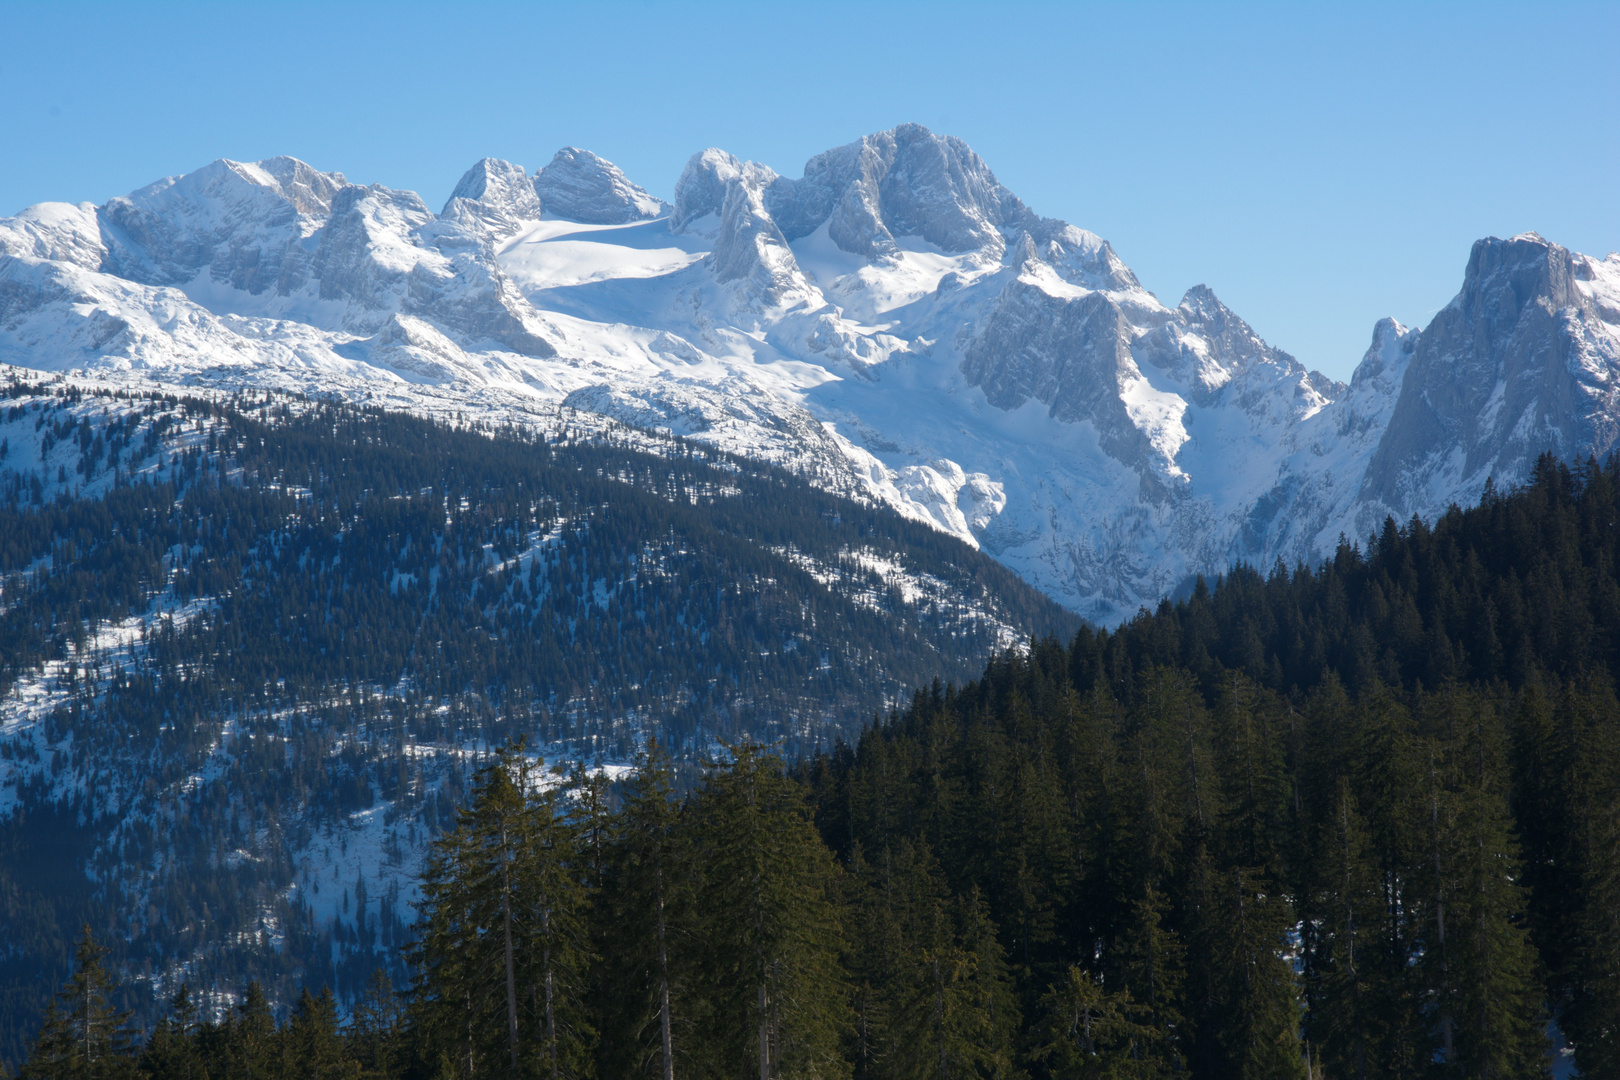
[14,453,1620,1078]
[0,377,1075,1063]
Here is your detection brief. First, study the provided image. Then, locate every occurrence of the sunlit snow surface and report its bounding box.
[4,139,1618,623]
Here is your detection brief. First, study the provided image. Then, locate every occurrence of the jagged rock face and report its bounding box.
[730,123,1031,264]
[97,158,338,294]
[682,124,1037,264]
[534,147,666,224]
[1363,234,1620,512]
[256,156,348,216]
[440,158,542,238]
[1037,223,1143,295]
[311,184,438,315]
[671,148,757,230]
[0,155,560,361]
[4,129,1619,622]
[961,279,1159,468]
[769,124,1036,260]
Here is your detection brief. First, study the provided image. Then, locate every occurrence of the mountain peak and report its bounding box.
[254,156,347,216]
[440,158,540,235]
[672,148,768,231]
[1350,317,1420,386]
[533,147,666,225]
[1178,283,1229,321]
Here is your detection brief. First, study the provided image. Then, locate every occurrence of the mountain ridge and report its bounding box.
[3,126,1617,620]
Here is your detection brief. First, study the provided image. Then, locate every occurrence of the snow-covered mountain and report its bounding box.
[4,124,1617,621]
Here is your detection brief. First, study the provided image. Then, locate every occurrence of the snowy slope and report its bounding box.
[4,126,1618,622]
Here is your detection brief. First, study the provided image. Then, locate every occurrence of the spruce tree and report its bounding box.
[883,848,1018,1080]
[1107,887,1185,1078]
[140,984,206,1080]
[284,987,358,1080]
[1207,867,1304,1080]
[412,743,594,1080]
[224,981,280,1080]
[347,970,405,1080]
[595,742,686,1080]
[1033,967,1156,1080]
[521,771,596,1080]
[1305,782,1384,1080]
[690,742,850,1080]
[1571,792,1620,1077]
[1443,714,1548,1079]
[17,928,138,1080]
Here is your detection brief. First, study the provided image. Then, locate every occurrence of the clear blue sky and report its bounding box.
[2,0,1616,380]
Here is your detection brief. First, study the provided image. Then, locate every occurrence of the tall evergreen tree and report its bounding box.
[284,987,358,1080]
[139,985,205,1080]
[1206,868,1303,1080]
[1034,967,1156,1080]
[595,743,686,1080]
[17,928,138,1080]
[1443,712,1548,1079]
[1305,782,1384,1080]
[412,744,594,1080]
[347,971,405,1080]
[690,743,850,1080]
[1107,887,1185,1079]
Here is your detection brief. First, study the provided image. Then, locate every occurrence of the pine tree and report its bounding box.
[1207,867,1304,1080]
[140,984,205,1080]
[17,928,138,1080]
[690,742,850,1080]
[1571,790,1620,1077]
[222,981,280,1080]
[1033,967,1157,1080]
[1443,714,1548,1079]
[521,772,596,1080]
[1305,782,1384,1080]
[411,743,594,1080]
[595,742,685,1080]
[347,970,405,1080]
[285,987,358,1080]
[412,745,530,1079]
[1107,886,1185,1078]
[884,852,1019,1080]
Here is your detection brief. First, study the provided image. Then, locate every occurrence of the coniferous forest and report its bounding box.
[12,451,1620,1078]
[0,380,1075,1063]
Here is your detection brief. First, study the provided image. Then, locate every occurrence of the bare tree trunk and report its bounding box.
[657,861,674,1080]
[758,979,770,1080]
[544,905,557,1080]
[1431,764,1454,1063]
[502,825,520,1078]
[1340,797,1366,1080]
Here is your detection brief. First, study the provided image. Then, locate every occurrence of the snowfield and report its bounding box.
[3,126,1618,622]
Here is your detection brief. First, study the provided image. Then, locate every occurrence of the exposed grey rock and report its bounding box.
[1133,284,1332,409]
[671,148,752,231]
[256,156,347,216]
[766,123,1039,260]
[1034,222,1142,294]
[309,184,435,317]
[533,147,665,224]
[439,158,541,238]
[1362,233,1620,512]
[960,277,1159,469]
[671,149,819,315]
[96,158,331,293]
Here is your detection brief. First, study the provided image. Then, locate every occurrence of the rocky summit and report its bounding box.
[3,124,1617,621]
